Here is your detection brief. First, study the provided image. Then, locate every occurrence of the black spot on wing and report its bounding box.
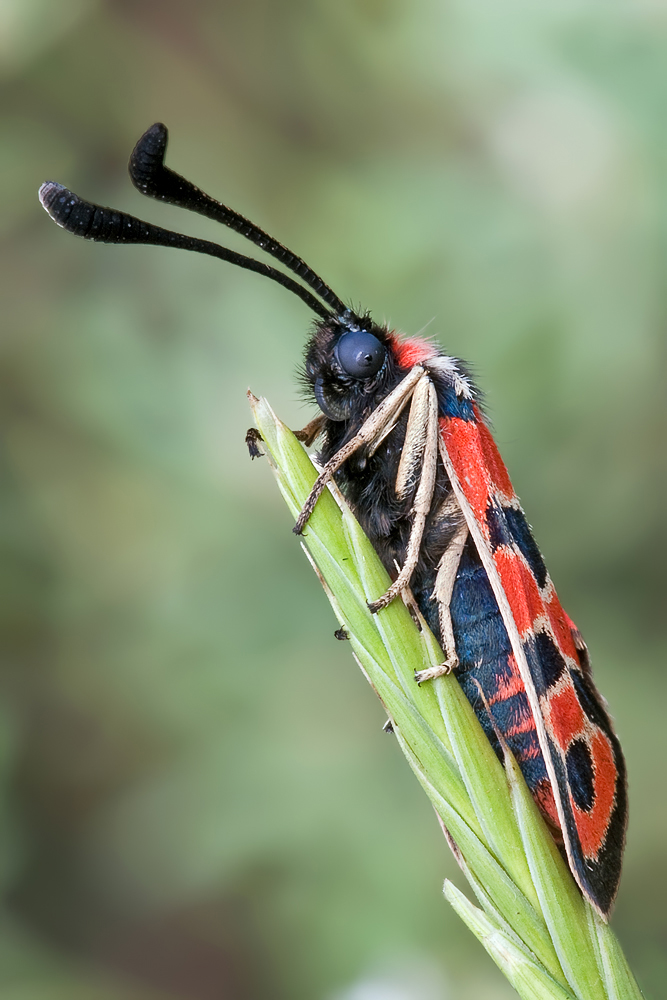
[504,506,548,588]
[485,502,548,589]
[566,738,595,811]
[525,630,567,695]
[570,669,612,731]
[486,502,512,550]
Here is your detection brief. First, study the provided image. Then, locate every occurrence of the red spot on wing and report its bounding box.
[544,679,586,750]
[473,407,514,499]
[495,549,543,636]
[441,417,493,525]
[573,731,617,859]
[390,335,437,369]
[441,413,515,529]
[545,594,579,661]
[562,610,579,633]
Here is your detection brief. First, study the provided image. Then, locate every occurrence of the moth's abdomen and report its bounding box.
[416,542,560,832]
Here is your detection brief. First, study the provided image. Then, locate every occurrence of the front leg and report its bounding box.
[294,365,426,535]
[294,413,326,447]
[414,520,468,683]
[367,378,439,613]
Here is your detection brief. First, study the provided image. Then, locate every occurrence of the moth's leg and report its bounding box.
[294,365,426,534]
[400,587,423,630]
[414,520,468,683]
[368,379,439,612]
[395,376,432,499]
[294,413,326,447]
[434,520,468,665]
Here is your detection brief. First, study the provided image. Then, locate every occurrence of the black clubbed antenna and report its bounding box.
[130,123,348,318]
[38,182,333,320]
[38,126,354,322]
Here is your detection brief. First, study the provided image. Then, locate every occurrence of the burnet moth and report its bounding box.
[39,123,627,917]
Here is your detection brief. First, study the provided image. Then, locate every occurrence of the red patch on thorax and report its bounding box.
[390,334,438,369]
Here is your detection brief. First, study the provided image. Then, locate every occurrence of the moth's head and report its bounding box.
[302,311,401,421]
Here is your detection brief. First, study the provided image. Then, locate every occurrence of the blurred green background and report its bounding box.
[1,1,665,997]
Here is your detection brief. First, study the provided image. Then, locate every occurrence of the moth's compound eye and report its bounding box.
[334,331,386,378]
